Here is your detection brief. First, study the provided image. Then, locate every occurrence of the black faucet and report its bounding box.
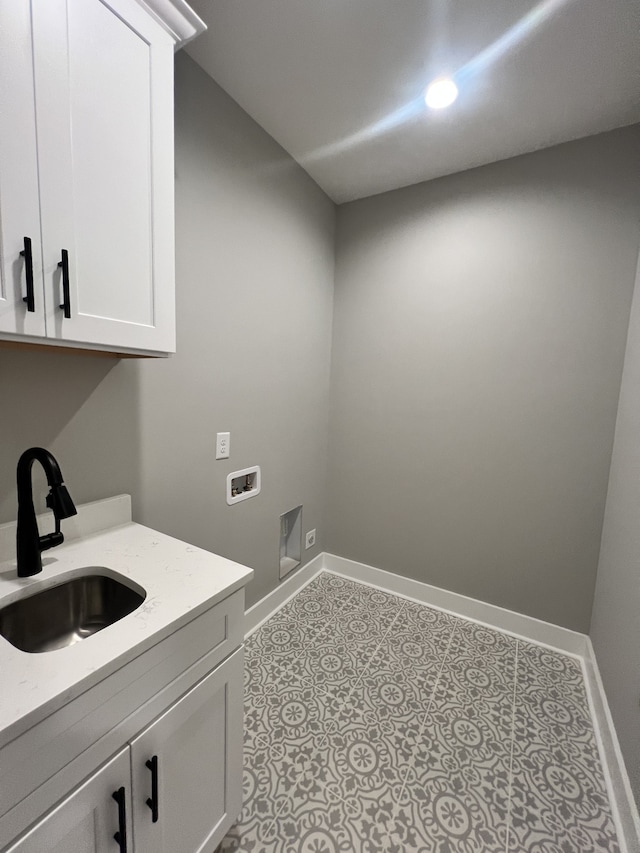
[16,448,77,577]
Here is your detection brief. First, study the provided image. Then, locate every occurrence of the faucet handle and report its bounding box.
[39,509,66,553]
[39,531,64,552]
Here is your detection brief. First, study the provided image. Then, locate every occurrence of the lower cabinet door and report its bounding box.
[5,747,132,853]
[130,646,244,853]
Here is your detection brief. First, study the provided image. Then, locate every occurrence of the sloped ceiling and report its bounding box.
[186,0,640,202]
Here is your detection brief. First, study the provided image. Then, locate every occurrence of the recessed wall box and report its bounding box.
[226,466,261,505]
[280,505,302,579]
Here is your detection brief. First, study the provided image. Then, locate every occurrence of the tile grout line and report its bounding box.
[503,639,520,853]
[255,581,409,779]
[343,599,410,701]
[313,598,410,754]
[380,620,518,849]
[253,582,366,843]
[416,619,461,737]
[314,595,462,827]
[375,617,461,850]
[258,583,362,696]
[260,781,300,844]
[269,592,412,814]
[393,619,462,813]
[291,584,370,698]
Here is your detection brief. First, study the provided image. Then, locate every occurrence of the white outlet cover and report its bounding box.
[216,431,230,460]
[305,529,316,549]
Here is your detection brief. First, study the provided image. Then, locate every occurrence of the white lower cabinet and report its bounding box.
[5,749,132,853]
[6,648,243,853]
[130,652,244,853]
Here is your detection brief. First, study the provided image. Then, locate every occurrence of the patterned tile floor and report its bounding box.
[218,572,620,852]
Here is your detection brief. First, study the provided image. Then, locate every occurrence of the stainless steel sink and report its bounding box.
[0,573,146,653]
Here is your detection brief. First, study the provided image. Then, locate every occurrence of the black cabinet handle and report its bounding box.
[19,237,35,312]
[57,249,71,318]
[112,787,127,853]
[145,756,159,823]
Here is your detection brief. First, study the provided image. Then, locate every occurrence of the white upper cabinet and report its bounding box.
[0,0,205,356]
[0,1,44,338]
[34,0,175,353]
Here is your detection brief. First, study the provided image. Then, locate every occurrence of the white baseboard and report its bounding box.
[583,639,640,853]
[244,553,324,636]
[245,551,639,851]
[322,552,589,656]
[244,550,587,654]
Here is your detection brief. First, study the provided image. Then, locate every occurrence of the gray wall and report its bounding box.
[591,254,640,805]
[0,53,336,608]
[327,126,640,632]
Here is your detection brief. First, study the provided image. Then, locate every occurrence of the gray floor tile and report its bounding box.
[348,659,438,730]
[383,622,517,852]
[268,794,393,853]
[291,636,366,694]
[367,620,452,679]
[221,572,620,852]
[394,597,462,637]
[306,572,363,597]
[506,642,619,852]
[329,604,402,647]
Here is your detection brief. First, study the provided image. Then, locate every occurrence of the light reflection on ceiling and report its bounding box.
[302,0,576,167]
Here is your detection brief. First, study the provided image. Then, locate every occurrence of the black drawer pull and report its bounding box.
[112,786,127,852]
[58,249,71,318]
[20,237,35,312]
[145,755,159,823]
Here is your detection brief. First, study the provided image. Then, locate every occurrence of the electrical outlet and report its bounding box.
[216,432,230,460]
[305,529,316,550]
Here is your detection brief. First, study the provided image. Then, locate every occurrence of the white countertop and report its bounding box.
[0,500,253,748]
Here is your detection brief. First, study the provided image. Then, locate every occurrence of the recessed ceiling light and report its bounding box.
[425,77,458,109]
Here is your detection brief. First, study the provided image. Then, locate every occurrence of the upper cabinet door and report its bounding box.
[130,648,244,853]
[32,0,176,353]
[0,1,46,337]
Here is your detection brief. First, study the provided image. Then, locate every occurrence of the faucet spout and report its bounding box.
[16,448,77,578]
